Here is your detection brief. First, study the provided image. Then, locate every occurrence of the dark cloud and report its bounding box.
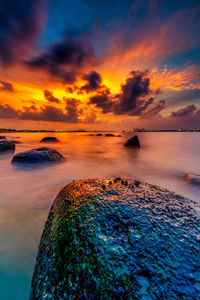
[0,99,81,123]
[113,71,152,115]
[63,98,80,123]
[66,87,74,94]
[0,0,45,64]
[89,93,113,113]
[88,70,164,117]
[43,90,60,104]
[0,104,19,118]
[142,100,166,118]
[83,111,97,123]
[171,104,197,117]
[0,81,15,92]
[163,105,200,129]
[26,33,96,83]
[81,71,102,92]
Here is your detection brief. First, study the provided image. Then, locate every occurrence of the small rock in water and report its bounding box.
[12,147,64,164]
[105,133,115,137]
[0,136,6,139]
[96,133,103,136]
[185,174,200,185]
[40,137,59,143]
[0,140,15,151]
[124,135,140,147]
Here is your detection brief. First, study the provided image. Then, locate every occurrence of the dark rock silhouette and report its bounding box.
[0,140,15,151]
[185,174,200,185]
[105,133,115,137]
[96,133,103,136]
[9,140,21,144]
[40,137,59,143]
[117,135,122,137]
[124,135,140,147]
[0,136,6,139]
[12,147,64,164]
[30,178,200,299]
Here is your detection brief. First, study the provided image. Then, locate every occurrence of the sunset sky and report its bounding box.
[0,0,200,130]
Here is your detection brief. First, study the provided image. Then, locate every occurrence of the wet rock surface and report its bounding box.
[124,135,140,147]
[12,147,64,164]
[40,137,59,143]
[30,178,200,299]
[0,140,15,151]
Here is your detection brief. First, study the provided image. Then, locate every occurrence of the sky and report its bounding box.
[0,0,200,130]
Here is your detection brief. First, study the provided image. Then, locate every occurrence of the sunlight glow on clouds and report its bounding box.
[0,0,200,129]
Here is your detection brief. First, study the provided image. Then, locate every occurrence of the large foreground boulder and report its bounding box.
[40,137,59,143]
[124,135,140,147]
[0,140,15,151]
[12,147,64,164]
[30,178,200,299]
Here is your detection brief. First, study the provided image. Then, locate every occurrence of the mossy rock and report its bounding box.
[30,178,200,299]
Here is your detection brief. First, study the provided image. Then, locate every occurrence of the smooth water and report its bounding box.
[0,132,200,299]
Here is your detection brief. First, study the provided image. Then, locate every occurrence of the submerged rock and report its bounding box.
[9,140,21,144]
[96,133,103,136]
[124,135,140,147]
[40,137,59,143]
[105,133,115,137]
[12,147,64,164]
[0,140,15,151]
[185,174,200,185]
[31,178,200,299]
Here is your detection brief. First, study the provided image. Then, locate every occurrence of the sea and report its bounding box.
[0,132,200,299]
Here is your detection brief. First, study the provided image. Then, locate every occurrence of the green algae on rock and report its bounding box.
[30,178,200,299]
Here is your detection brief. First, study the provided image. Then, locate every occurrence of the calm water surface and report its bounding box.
[0,132,200,299]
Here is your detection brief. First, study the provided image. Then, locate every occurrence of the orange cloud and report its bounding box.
[150,66,200,91]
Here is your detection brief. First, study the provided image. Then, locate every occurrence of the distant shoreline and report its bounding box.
[0,129,200,133]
